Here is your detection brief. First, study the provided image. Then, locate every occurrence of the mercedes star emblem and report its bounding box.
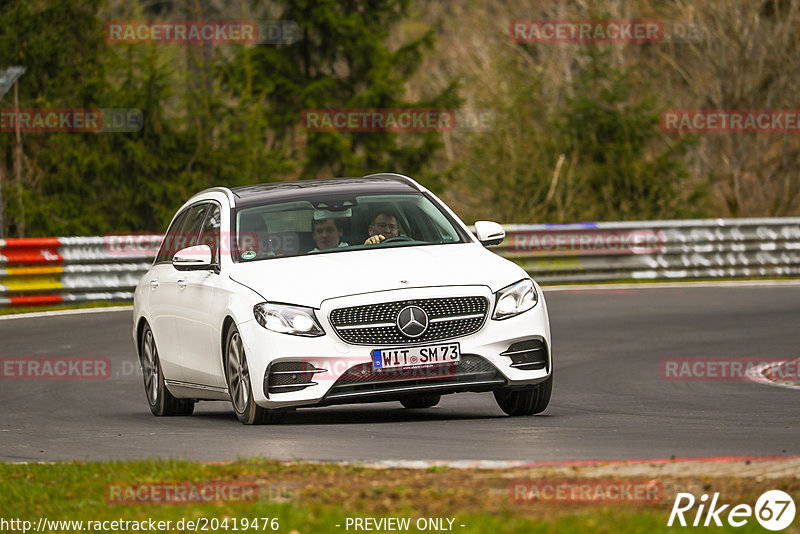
[396,305,429,338]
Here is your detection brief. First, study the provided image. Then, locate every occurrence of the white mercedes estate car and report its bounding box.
[133,173,552,424]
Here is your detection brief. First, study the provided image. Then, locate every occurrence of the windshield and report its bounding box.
[233,192,466,261]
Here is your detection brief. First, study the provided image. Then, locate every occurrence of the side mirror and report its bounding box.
[172,245,214,271]
[474,221,505,246]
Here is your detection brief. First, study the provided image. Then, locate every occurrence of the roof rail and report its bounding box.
[189,187,237,206]
[362,172,424,191]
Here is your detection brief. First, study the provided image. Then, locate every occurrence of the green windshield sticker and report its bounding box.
[242,251,256,260]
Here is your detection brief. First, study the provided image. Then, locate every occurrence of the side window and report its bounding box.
[198,204,221,264]
[155,209,190,264]
[181,204,210,248]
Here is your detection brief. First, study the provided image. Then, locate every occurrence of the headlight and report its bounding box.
[492,279,538,320]
[253,303,325,336]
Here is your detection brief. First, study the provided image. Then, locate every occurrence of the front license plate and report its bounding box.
[371,343,461,370]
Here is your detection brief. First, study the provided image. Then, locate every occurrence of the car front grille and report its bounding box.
[329,296,489,345]
[324,354,505,400]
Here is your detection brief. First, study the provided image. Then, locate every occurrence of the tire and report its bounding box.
[493,373,552,416]
[225,325,276,425]
[400,393,441,409]
[139,324,194,416]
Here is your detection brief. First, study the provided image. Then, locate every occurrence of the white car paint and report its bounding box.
[133,174,553,418]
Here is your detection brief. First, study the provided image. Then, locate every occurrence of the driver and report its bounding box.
[364,210,401,245]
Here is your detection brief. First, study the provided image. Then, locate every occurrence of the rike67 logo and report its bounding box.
[668,490,796,531]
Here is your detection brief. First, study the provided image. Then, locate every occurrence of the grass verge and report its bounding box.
[1,459,797,533]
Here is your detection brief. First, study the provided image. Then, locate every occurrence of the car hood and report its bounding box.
[228,243,527,308]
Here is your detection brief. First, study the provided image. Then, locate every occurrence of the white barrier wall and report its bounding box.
[1,218,799,306]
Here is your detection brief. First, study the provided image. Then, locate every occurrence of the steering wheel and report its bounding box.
[379,235,415,244]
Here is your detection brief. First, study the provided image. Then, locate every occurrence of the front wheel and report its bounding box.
[493,373,552,416]
[139,324,194,416]
[225,325,276,425]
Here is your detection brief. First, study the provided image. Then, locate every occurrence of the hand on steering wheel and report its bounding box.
[364,234,414,245]
[379,235,414,244]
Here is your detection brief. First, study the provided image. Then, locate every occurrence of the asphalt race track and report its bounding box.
[1,284,798,463]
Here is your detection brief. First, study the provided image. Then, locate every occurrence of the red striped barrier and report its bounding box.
[1,217,800,308]
[3,295,64,306]
[1,236,156,308]
[0,238,63,264]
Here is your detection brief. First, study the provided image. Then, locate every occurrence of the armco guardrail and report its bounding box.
[1,218,799,307]
[501,217,800,283]
[0,236,159,307]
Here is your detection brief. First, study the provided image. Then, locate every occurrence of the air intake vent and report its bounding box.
[265,361,326,395]
[501,338,549,371]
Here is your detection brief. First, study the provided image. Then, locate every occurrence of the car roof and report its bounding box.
[193,174,423,208]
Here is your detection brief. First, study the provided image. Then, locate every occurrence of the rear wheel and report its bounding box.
[494,373,552,416]
[225,326,276,425]
[400,393,441,409]
[139,324,194,416]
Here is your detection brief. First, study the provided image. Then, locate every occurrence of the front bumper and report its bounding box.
[237,285,552,409]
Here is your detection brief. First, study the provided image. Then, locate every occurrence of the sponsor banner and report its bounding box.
[661,357,800,381]
[510,479,663,503]
[512,229,664,255]
[1,357,112,380]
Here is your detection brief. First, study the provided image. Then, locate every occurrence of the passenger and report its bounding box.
[238,212,273,258]
[309,217,349,252]
[364,210,401,245]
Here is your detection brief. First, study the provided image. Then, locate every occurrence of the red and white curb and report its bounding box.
[748,359,800,391]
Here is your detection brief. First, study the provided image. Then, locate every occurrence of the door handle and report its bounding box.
[177,279,188,289]
[149,279,159,289]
